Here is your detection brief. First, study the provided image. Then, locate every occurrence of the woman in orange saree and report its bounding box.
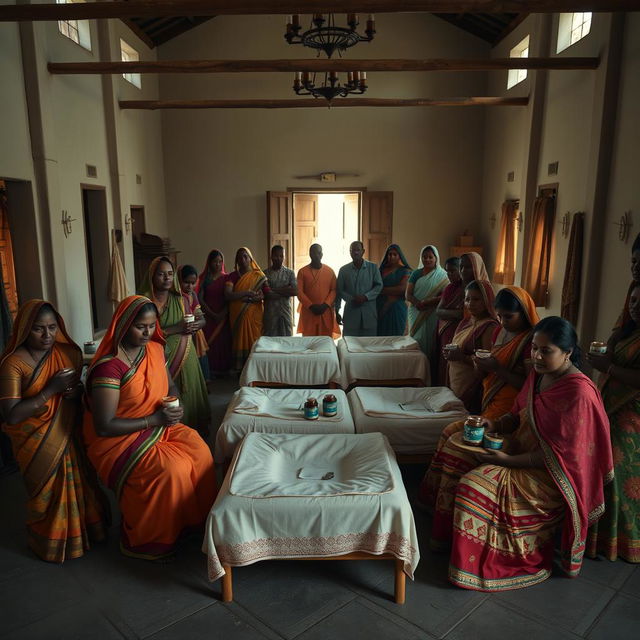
[83,295,216,560]
[0,300,107,562]
[425,317,613,591]
[225,247,270,370]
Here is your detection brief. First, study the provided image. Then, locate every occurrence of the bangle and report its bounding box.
[40,392,48,406]
[143,416,149,429]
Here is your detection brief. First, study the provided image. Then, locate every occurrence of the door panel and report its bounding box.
[267,191,293,265]
[362,191,393,264]
[293,193,318,274]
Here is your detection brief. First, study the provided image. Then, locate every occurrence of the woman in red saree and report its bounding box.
[197,249,232,375]
[425,317,613,591]
[225,247,270,370]
[83,295,216,560]
[0,300,107,562]
[443,280,499,413]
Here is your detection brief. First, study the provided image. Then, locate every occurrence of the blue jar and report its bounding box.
[323,394,338,417]
[463,416,484,445]
[304,398,319,420]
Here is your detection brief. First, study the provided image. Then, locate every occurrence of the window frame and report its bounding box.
[120,38,142,89]
[557,12,592,53]
[56,0,92,51]
[507,35,530,90]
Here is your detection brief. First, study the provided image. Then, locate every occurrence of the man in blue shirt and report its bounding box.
[335,241,383,336]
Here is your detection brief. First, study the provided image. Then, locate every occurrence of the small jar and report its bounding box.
[463,415,485,446]
[322,394,338,417]
[83,341,96,355]
[184,314,195,323]
[589,341,607,355]
[483,432,504,450]
[304,397,319,420]
[162,395,180,409]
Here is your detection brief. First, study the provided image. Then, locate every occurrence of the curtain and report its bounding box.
[522,195,556,307]
[561,213,584,326]
[0,187,18,319]
[109,229,129,306]
[492,200,519,285]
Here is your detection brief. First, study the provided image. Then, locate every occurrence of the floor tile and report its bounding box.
[495,574,616,636]
[587,593,640,639]
[229,560,358,639]
[579,556,636,589]
[445,600,579,640]
[147,602,270,640]
[620,565,640,599]
[296,599,429,640]
[3,602,126,640]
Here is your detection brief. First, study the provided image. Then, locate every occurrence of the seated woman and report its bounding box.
[197,249,232,376]
[139,257,210,437]
[0,300,107,562]
[427,286,539,459]
[225,247,270,370]
[442,280,499,413]
[587,282,640,563]
[83,295,216,560]
[178,264,210,382]
[424,316,613,591]
[376,244,412,336]
[406,245,449,360]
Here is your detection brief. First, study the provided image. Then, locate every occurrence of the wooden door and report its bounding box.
[293,193,319,274]
[266,191,293,265]
[362,191,393,264]
[131,205,146,240]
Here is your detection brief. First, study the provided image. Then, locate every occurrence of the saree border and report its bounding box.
[449,565,551,591]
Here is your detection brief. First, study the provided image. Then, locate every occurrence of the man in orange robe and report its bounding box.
[296,244,341,338]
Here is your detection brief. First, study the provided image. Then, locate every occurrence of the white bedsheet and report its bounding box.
[203,432,419,580]
[348,387,467,455]
[337,338,429,386]
[214,388,355,463]
[239,336,343,387]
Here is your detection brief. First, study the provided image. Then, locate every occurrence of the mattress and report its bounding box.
[239,336,343,387]
[214,387,355,463]
[337,336,429,386]
[204,432,419,580]
[348,387,467,455]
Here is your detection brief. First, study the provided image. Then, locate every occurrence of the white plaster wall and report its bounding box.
[159,14,490,270]
[595,14,640,338]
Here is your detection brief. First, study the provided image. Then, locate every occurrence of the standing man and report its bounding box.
[335,241,383,336]
[297,244,341,338]
[263,245,297,336]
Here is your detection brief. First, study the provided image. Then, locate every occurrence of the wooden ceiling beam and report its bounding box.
[48,57,599,75]
[1,1,637,22]
[119,97,529,109]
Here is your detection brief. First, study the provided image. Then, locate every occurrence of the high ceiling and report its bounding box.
[125,13,525,49]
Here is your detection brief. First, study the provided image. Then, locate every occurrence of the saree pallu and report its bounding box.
[202,275,232,373]
[183,291,208,359]
[425,371,612,590]
[377,267,411,336]
[408,269,448,359]
[588,328,640,562]
[228,270,267,369]
[436,282,464,386]
[448,317,499,413]
[83,340,216,559]
[160,292,210,432]
[481,328,533,420]
[0,343,106,562]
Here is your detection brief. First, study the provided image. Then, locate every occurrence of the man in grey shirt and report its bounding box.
[263,245,297,336]
[335,241,383,337]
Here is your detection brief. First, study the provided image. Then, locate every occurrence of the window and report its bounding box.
[120,39,141,88]
[56,0,91,51]
[557,12,592,53]
[507,35,529,89]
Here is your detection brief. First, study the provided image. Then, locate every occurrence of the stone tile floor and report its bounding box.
[1,376,638,639]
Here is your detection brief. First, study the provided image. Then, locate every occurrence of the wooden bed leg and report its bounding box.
[221,565,233,602]
[394,560,406,604]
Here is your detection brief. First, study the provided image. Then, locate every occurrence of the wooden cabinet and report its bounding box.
[449,246,483,257]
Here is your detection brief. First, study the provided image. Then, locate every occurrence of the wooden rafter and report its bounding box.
[119,97,529,109]
[0,1,637,22]
[48,57,599,75]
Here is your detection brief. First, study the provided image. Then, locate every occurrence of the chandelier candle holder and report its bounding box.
[285,13,375,58]
[293,70,367,102]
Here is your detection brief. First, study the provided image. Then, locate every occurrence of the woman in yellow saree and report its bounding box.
[138,256,210,437]
[225,247,270,370]
[0,300,107,562]
[83,295,216,560]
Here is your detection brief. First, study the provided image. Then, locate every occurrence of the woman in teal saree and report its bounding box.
[377,244,412,336]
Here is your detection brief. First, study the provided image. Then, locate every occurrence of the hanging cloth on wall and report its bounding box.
[560,212,585,326]
[0,185,19,318]
[493,200,519,285]
[108,230,129,306]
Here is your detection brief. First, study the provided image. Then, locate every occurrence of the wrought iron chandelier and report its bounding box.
[293,71,367,102]
[285,13,375,59]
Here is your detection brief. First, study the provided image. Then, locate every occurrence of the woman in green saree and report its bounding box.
[138,256,210,438]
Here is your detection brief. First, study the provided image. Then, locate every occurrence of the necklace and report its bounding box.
[121,345,142,367]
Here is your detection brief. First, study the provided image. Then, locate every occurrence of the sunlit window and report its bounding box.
[56,0,91,51]
[120,39,141,89]
[507,35,529,90]
[557,12,592,53]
